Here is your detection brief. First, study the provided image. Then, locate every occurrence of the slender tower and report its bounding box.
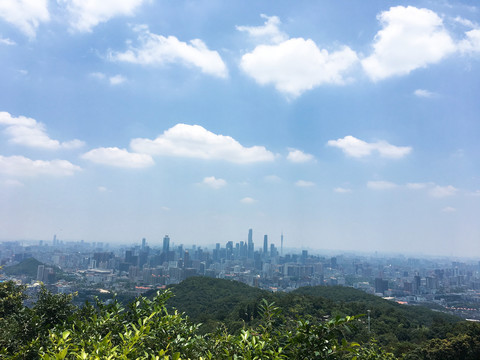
[281,232,284,256]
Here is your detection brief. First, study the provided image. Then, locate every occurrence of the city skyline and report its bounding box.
[1,1,480,257]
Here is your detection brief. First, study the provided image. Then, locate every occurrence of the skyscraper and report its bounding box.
[162,235,170,253]
[247,229,254,259]
[281,232,284,256]
[263,235,268,257]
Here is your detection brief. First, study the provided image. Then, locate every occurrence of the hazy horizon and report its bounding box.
[1,1,479,257]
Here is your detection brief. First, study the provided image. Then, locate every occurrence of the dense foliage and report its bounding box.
[1,278,480,359]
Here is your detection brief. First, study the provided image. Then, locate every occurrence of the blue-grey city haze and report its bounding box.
[0,1,479,258]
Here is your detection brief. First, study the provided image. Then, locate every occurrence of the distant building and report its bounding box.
[375,278,389,295]
[163,235,170,253]
[263,235,268,257]
[248,229,254,259]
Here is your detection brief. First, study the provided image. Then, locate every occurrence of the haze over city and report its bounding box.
[0,0,479,257]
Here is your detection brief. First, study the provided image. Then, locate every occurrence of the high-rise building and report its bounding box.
[247,229,254,259]
[141,238,146,250]
[226,241,233,260]
[280,232,283,256]
[162,235,170,253]
[37,265,45,281]
[263,235,268,257]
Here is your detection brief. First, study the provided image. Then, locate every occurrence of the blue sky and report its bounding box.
[1,0,479,257]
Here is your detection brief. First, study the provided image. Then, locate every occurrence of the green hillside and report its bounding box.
[166,277,462,352]
[2,257,43,278]
[1,279,479,359]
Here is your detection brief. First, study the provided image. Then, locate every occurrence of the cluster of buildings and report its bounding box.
[2,231,480,319]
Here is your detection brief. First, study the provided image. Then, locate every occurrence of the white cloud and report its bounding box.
[0,155,81,177]
[240,197,257,204]
[287,148,315,163]
[61,0,146,33]
[0,0,49,38]
[110,26,228,78]
[202,176,227,189]
[453,16,477,29]
[295,180,315,187]
[406,182,459,198]
[429,185,457,198]
[130,124,275,164]
[81,147,154,168]
[98,186,108,192]
[109,74,127,85]
[327,135,411,159]
[334,187,352,193]
[458,29,480,54]
[0,111,85,150]
[0,37,15,45]
[367,180,397,190]
[90,72,106,80]
[442,206,456,213]
[236,14,288,44]
[414,89,436,98]
[362,6,456,81]
[406,182,430,190]
[264,175,282,183]
[240,38,358,97]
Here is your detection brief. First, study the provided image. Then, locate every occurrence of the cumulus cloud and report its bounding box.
[131,124,275,164]
[334,187,352,193]
[81,147,154,168]
[287,148,315,163]
[327,135,411,159]
[109,74,127,85]
[362,6,456,81]
[0,155,81,177]
[458,29,480,54]
[240,197,257,204]
[202,176,227,189]
[238,15,358,97]
[61,0,146,32]
[240,39,358,97]
[0,111,85,150]
[367,180,397,190]
[110,26,228,78]
[429,185,457,198]
[0,0,49,38]
[236,14,288,44]
[295,180,315,187]
[414,89,436,98]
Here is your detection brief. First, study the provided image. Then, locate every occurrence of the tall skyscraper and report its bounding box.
[281,232,284,256]
[141,238,146,250]
[263,235,268,257]
[247,229,254,259]
[162,235,170,253]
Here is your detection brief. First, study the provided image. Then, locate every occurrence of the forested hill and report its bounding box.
[2,257,43,278]
[165,277,462,348]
